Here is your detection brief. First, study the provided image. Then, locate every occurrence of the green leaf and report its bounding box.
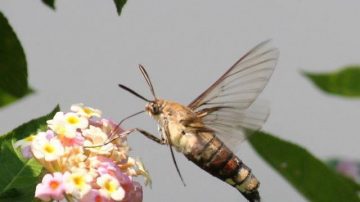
[249,132,360,202]
[303,66,360,97]
[0,106,59,202]
[113,0,127,16]
[0,88,34,109]
[0,12,33,109]
[0,89,18,108]
[41,0,56,10]
[340,174,360,194]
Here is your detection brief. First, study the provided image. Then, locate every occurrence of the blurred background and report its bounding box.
[1,0,360,201]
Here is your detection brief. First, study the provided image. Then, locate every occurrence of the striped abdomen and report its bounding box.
[184,131,260,202]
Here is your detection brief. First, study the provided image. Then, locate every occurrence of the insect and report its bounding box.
[119,40,279,202]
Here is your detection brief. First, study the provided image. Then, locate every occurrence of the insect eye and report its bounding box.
[152,104,160,114]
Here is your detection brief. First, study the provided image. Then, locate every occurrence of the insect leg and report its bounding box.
[161,123,186,186]
[136,128,166,145]
[85,128,165,148]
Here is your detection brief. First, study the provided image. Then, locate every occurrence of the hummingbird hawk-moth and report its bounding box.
[119,40,279,202]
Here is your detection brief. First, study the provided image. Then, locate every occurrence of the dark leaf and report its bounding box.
[0,12,33,108]
[41,0,56,10]
[326,158,360,192]
[249,131,360,202]
[113,0,127,16]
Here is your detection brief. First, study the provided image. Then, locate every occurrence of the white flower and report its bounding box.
[71,103,102,118]
[62,146,87,170]
[83,126,114,155]
[97,174,125,201]
[47,112,88,138]
[32,132,64,161]
[64,170,93,199]
[47,112,65,128]
[135,158,152,186]
[14,134,36,148]
[64,112,88,129]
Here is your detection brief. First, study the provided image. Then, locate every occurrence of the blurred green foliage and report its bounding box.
[0,106,59,202]
[303,66,360,97]
[40,0,128,15]
[0,12,33,109]
[41,0,55,10]
[114,0,128,16]
[250,132,360,202]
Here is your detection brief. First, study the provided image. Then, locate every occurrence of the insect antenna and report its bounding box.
[118,84,151,102]
[138,64,157,99]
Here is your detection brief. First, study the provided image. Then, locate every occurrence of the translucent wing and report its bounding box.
[201,101,270,151]
[188,40,279,151]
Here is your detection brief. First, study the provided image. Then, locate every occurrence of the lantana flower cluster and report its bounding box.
[15,104,150,202]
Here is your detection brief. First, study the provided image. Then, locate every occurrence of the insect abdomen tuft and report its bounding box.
[185,132,261,202]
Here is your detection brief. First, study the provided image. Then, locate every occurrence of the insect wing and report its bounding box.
[203,101,270,151]
[188,40,279,151]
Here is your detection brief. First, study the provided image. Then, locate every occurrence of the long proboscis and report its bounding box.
[118,84,151,102]
[139,64,156,99]
[106,110,145,143]
[118,110,145,126]
[85,110,145,148]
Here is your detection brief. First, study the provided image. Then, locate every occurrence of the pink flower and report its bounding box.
[89,119,125,141]
[21,145,33,158]
[80,189,113,202]
[44,130,56,140]
[336,160,360,181]
[97,157,130,183]
[97,157,143,202]
[35,172,65,201]
[122,181,143,202]
[60,131,84,147]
